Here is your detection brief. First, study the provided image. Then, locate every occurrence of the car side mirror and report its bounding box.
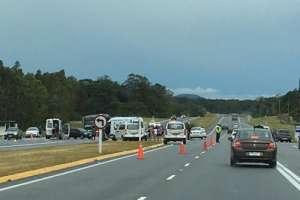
[228,136,233,142]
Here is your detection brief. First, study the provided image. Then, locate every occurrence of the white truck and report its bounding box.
[45,118,70,140]
[109,117,147,141]
[163,120,187,144]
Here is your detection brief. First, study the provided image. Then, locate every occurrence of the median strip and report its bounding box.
[0,143,163,184]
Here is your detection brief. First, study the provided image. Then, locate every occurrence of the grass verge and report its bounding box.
[250,116,295,140]
[189,113,218,130]
[0,141,160,177]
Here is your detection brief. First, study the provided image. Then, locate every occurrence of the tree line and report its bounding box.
[1,60,299,129]
[0,60,206,129]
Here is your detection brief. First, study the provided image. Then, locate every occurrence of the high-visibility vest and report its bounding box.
[216,126,222,134]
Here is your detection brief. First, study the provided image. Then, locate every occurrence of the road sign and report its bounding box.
[94,115,107,129]
[94,115,107,154]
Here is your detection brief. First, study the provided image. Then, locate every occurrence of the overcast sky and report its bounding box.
[1,0,300,99]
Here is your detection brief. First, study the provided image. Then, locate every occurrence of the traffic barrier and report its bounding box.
[137,144,144,160]
[179,143,187,155]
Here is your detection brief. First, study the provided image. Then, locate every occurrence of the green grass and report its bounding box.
[189,113,218,130]
[0,141,160,177]
[250,116,296,141]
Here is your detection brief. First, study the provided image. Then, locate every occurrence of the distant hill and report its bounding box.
[175,94,206,100]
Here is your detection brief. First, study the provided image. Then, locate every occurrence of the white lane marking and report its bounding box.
[179,169,184,172]
[201,151,206,155]
[195,156,200,159]
[166,175,176,181]
[184,163,190,167]
[277,162,300,191]
[0,142,60,148]
[293,145,298,149]
[277,162,300,183]
[0,145,171,192]
[137,196,147,200]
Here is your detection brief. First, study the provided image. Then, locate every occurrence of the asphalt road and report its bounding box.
[0,116,300,199]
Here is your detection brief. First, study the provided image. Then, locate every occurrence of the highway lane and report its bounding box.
[0,116,300,199]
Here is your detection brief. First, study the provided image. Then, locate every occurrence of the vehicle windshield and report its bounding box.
[278,130,289,134]
[7,127,17,131]
[127,123,139,130]
[191,127,201,131]
[238,129,271,140]
[27,127,38,131]
[167,123,184,130]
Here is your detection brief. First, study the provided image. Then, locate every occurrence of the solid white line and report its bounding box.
[277,166,300,191]
[137,196,147,200]
[184,163,190,167]
[0,145,171,192]
[166,175,176,181]
[277,162,300,184]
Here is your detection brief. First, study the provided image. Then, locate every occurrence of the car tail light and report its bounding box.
[267,142,276,150]
[233,140,241,149]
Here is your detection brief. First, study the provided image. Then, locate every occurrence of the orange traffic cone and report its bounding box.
[212,137,216,146]
[203,140,208,151]
[137,144,144,160]
[210,137,214,147]
[179,143,187,155]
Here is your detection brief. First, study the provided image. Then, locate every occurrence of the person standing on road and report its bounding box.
[216,124,222,143]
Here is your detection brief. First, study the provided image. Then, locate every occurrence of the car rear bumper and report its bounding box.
[190,135,206,138]
[278,137,291,141]
[232,148,277,162]
[164,137,186,141]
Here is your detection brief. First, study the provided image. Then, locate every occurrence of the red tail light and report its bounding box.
[267,142,276,150]
[233,140,241,149]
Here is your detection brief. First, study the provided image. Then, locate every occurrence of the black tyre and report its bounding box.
[230,156,237,167]
[163,139,168,145]
[269,161,277,168]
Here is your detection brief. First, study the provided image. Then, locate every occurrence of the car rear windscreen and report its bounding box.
[167,123,184,130]
[238,129,271,140]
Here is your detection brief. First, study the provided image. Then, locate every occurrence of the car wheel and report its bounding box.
[183,139,187,145]
[163,139,168,145]
[269,161,277,168]
[230,156,237,167]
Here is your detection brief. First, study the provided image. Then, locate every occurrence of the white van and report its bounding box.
[45,118,70,140]
[109,117,147,141]
[164,120,187,144]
